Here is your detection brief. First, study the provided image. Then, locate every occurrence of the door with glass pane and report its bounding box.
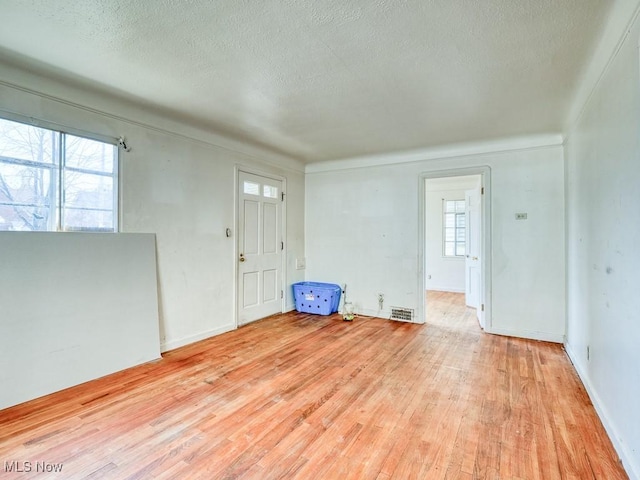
[237,171,283,325]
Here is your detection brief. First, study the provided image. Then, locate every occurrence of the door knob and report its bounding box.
[239,253,245,262]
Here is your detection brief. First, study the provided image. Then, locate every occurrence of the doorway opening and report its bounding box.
[419,168,491,331]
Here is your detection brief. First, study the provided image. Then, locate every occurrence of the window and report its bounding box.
[263,185,278,199]
[443,199,465,257]
[243,181,260,196]
[0,117,118,232]
[243,180,279,199]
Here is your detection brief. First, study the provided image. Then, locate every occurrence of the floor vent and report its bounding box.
[390,307,414,322]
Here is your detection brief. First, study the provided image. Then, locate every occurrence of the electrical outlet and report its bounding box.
[515,213,528,220]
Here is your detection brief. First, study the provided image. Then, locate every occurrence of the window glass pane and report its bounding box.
[0,162,55,231]
[0,117,118,232]
[444,200,455,213]
[0,118,55,164]
[444,242,455,256]
[63,172,114,231]
[444,213,455,228]
[244,181,260,195]
[65,134,115,173]
[443,199,466,257]
[444,228,455,242]
[263,185,278,198]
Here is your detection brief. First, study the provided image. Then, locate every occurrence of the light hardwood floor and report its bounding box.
[0,291,628,479]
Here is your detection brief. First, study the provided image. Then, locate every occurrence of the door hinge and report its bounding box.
[481,304,485,312]
[281,192,285,201]
[280,290,283,299]
[281,241,284,251]
[481,187,484,195]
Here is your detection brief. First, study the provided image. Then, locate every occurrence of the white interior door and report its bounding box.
[465,186,483,327]
[238,171,283,326]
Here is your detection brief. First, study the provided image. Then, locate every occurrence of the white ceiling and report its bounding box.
[0,0,612,163]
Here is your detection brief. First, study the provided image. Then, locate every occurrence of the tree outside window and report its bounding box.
[0,118,117,232]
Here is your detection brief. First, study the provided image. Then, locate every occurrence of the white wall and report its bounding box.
[425,176,480,293]
[0,233,160,410]
[0,62,306,356]
[564,4,640,478]
[305,144,565,341]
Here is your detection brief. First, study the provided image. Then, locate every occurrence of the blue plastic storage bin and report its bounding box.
[293,282,341,315]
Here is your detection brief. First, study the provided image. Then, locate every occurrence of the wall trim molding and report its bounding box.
[487,326,565,344]
[565,0,640,142]
[0,74,305,174]
[564,343,639,480]
[419,166,492,336]
[305,134,563,174]
[161,323,236,353]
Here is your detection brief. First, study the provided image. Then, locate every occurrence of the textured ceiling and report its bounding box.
[0,0,611,163]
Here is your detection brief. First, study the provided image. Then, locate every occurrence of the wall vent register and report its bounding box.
[390,307,414,322]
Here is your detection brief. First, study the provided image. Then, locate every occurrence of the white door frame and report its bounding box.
[418,166,492,331]
[234,165,287,327]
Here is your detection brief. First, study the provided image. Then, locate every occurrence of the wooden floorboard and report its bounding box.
[0,291,628,479]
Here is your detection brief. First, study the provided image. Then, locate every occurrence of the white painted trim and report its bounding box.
[234,166,288,327]
[358,308,392,320]
[564,343,640,480]
[417,175,427,325]
[356,308,424,323]
[419,167,492,331]
[565,0,640,140]
[0,77,305,174]
[0,109,120,146]
[306,134,563,174]
[161,323,236,353]
[487,327,564,344]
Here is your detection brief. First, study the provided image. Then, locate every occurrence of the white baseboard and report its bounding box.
[161,323,236,353]
[486,325,565,344]
[357,308,424,324]
[358,308,390,319]
[564,343,639,480]
[284,303,296,313]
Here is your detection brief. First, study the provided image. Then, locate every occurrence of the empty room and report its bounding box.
[0,1,639,479]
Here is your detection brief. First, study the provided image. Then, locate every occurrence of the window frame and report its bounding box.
[0,112,120,232]
[442,199,466,258]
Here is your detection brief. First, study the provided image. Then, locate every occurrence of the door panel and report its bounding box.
[243,271,259,307]
[465,186,483,328]
[244,200,259,254]
[238,171,283,325]
[263,269,278,302]
[263,203,278,254]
